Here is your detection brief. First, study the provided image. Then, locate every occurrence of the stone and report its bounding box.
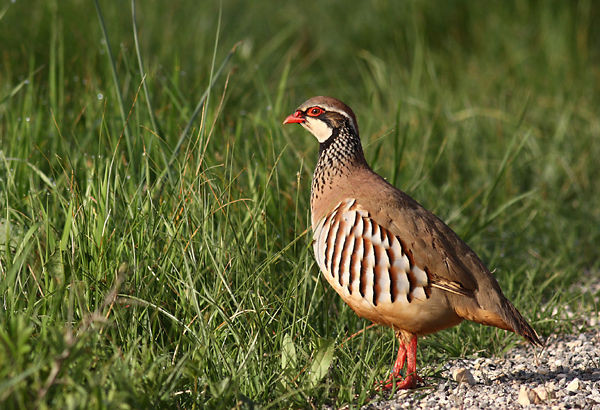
[452,368,476,385]
[517,386,542,405]
[566,378,580,393]
[518,386,531,406]
[534,385,548,401]
[528,389,542,404]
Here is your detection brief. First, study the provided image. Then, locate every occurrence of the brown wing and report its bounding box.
[339,169,542,344]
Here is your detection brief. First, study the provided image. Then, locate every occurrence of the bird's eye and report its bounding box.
[307,107,324,117]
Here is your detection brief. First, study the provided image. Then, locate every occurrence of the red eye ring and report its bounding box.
[307,106,324,117]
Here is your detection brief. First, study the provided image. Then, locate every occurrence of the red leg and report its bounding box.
[402,335,423,386]
[377,333,422,390]
[390,341,407,378]
[376,340,406,388]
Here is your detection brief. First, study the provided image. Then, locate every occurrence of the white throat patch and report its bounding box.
[302,117,332,143]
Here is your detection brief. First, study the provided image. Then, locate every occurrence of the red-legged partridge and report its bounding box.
[283,96,542,389]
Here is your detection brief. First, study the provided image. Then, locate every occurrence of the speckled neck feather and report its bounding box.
[311,121,367,203]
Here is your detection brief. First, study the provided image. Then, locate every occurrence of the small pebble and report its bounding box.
[534,385,548,401]
[566,378,580,392]
[452,368,476,385]
[517,386,531,405]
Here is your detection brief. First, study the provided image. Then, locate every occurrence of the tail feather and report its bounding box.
[454,293,543,347]
[501,298,543,346]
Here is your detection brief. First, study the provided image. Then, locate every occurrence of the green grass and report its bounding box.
[1,0,599,407]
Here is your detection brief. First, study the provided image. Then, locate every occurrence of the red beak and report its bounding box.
[283,110,305,125]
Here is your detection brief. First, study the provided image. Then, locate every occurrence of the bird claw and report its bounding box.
[374,373,423,390]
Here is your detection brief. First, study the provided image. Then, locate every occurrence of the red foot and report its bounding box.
[378,374,417,390]
[376,372,423,390]
[375,333,423,390]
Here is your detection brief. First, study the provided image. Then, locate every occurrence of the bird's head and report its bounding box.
[283,96,359,143]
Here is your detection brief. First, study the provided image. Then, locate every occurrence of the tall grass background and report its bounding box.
[1,0,599,407]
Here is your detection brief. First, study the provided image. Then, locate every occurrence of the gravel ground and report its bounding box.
[365,329,600,409]
[363,276,600,409]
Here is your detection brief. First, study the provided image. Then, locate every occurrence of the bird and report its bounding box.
[282,96,542,389]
